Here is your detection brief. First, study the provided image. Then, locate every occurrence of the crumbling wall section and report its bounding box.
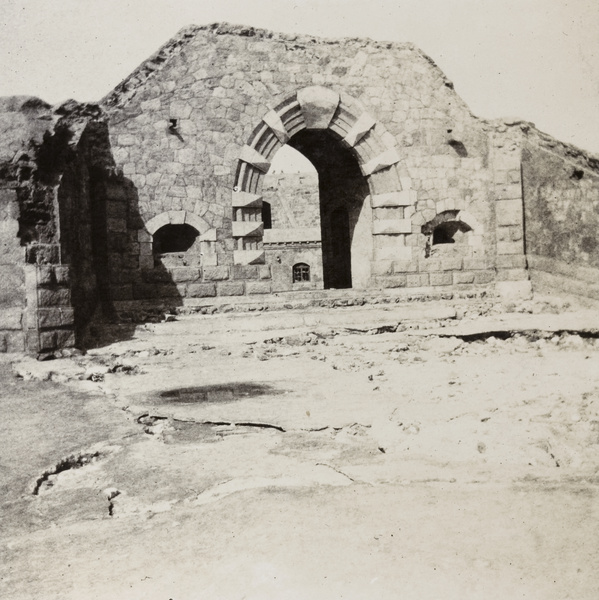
[0,97,116,355]
[522,139,599,301]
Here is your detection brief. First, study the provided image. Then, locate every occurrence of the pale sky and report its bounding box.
[1,0,598,154]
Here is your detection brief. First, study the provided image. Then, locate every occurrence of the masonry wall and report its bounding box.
[101,24,502,301]
[522,141,599,301]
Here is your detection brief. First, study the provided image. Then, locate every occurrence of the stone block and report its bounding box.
[0,220,25,264]
[496,280,533,301]
[495,183,522,200]
[371,190,417,208]
[217,281,245,296]
[60,308,75,326]
[233,250,265,265]
[246,281,272,295]
[232,221,263,238]
[37,266,55,286]
[25,331,39,354]
[38,308,62,328]
[419,259,442,272]
[429,272,453,286]
[474,271,495,284]
[376,275,407,288]
[372,260,393,276]
[496,269,529,281]
[232,265,259,280]
[297,86,340,129]
[141,269,172,283]
[169,267,201,283]
[373,219,412,235]
[496,255,527,269]
[5,331,25,353]
[140,242,154,256]
[0,308,23,330]
[362,148,401,175]
[139,255,154,270]
[155,285,182,299]
[55,330,75,349]
[38,288,71,307]
[496,199,523,226]
[54,266,70,286]
[187,283,217,298]
[343,112,376,147]
[440,257,463,271]
[255,265,271,281]
[138,229,152,243]
[509,227,523,242]
[107,217,127,233]
[496,241,524,255]
[407,273,430,287]
[453,271,475,284]
[39,330,57,352]
[26,244,59,265]
[203,266,230,281]
[0,265,25,307]
[463,257,490,270]
[393,260,419,273]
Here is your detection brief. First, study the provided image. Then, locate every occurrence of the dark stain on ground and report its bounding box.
[157,382,281,404]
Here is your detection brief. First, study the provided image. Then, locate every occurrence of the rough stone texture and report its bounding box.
[100,23,496,294]
[522,140,599,301]
[1,23,599,355]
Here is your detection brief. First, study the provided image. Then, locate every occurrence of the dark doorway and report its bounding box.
[288,129,368,289]
[329,207,351,288]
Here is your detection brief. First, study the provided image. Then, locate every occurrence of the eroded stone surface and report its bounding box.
[1,24,599,355]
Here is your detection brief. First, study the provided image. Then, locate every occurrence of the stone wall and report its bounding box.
[101,23,503,300]
[3,24,599,356]
[522,139,599,300]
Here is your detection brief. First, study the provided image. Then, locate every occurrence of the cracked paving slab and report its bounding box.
[3,302,599,599]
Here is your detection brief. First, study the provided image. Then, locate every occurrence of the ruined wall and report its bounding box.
[0,97,124,355]
[101,23,503,301]
[522,139,599,300]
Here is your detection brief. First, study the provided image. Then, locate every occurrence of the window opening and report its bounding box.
[153,223,199,254]
[293,263,310,282]
[262,201,272,229]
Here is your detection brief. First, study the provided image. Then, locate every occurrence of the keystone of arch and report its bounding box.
[297,86,340,129]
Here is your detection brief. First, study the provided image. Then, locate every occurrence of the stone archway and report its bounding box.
[232,86,416,288]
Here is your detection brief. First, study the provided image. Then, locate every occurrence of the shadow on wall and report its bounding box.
[57,120,183,350]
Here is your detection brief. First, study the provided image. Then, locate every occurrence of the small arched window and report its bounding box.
[422,210,472,247]
[153,224,199,254]
[293,263,310,283]
[432,220,471,245]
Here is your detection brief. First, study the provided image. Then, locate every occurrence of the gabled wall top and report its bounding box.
[100,22,455,112]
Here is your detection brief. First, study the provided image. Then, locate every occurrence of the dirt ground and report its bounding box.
[2,295,599,600]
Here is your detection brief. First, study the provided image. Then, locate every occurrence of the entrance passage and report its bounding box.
[289,129,369,289]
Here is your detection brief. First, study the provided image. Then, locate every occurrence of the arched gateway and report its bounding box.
[232,86,411,289]
[11,23,579,355]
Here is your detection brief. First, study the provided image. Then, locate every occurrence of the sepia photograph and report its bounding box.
[1,1,599,598]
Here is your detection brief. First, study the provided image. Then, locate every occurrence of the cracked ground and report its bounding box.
[2,298,599,599]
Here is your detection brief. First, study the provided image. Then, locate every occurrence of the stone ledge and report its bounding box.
[187,283,217,298]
